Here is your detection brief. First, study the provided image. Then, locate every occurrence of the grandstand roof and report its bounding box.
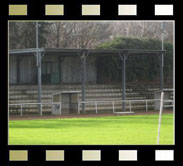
[9,48,165,56]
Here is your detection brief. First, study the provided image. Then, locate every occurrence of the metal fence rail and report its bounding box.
[163,100,174,108]
[9,102,62,116]
[9,98,174,116]
[78,99,174,114]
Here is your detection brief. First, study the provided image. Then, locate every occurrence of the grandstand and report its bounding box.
[9,48,173,116]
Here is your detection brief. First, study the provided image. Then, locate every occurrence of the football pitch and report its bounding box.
[9,113,174,145]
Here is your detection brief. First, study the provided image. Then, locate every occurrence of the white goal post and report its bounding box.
[157,91,164,145]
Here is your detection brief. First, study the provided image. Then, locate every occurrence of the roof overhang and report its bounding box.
[9,48,165,57]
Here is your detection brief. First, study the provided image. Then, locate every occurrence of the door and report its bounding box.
[42,61,60,84]
[42,62,52,84]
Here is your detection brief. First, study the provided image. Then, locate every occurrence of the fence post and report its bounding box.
[20,104,23,117]
[78,103,80,114]
[112,101,115,113]
[51,101,53,113]
[60,102,62,115]
[40,103,42,116]
[95,103,98,114]
[146,100,148,112]
[129,101,132,112]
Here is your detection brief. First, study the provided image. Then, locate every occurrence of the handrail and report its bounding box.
[9,102,61,106]
[9,102,62,117]
[79,99,162,104]
[78,99,174,114]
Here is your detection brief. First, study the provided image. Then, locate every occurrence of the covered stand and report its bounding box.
[9,48,165,114]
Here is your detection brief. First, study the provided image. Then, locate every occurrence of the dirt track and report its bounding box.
[9,110,173,121]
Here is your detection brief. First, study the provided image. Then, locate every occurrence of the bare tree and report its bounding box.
[108,21,173,43]
[9,21,173,50]
[45,22,112,49]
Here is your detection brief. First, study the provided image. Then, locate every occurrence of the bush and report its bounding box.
[96,37,173,84]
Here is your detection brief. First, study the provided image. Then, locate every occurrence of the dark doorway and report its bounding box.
[42,61,60,84]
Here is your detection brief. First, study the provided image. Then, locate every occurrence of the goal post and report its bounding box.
[157,91,164,145]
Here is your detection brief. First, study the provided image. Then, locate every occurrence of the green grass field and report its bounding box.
[9,113,174,145]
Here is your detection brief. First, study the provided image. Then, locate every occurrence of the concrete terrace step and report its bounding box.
[9,91,139,97]
[10,84,123,90]
[10,88,172,95]
[10,87,173,96]
[9,99,52,104]
[9,84,173,114]
[9,95,51,100]
[81,96,147,100]
[9,88,133,95]
[10,84,172,89]
[9,92,147,100]
[82,92,139,96]
[9,96,149,104]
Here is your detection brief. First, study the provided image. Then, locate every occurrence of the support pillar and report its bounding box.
[36,52,42,114]
[119,52,127,112]
[82,53,86,113]
[58,57,65,84]
[35,21,42,115]
[16,55,24,85]
[17,56,20,84]
[122,54,127,111]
